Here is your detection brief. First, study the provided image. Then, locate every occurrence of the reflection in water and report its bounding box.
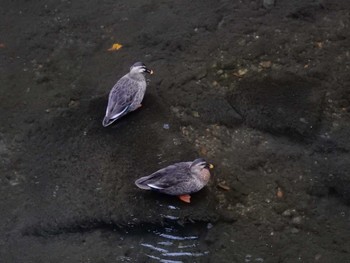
[136,205,210,262]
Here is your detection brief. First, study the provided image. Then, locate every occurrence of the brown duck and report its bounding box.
[135,158,214,203]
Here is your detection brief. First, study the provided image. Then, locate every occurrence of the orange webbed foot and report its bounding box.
[178,194,191,203]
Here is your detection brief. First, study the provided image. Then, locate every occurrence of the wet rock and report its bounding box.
[15,93,222,244]
[227,73,325,139]
[191,96,242,127]
[2,0,350,262]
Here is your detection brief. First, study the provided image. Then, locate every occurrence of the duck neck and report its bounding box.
[200,168,211,184]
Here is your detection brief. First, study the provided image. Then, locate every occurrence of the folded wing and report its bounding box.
[103,77,138,127]
[135,162,191,190]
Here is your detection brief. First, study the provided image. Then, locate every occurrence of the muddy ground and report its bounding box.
[1,0,350,262]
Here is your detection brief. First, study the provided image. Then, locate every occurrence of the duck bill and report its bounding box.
[205,163,214,169]
[145,68,153,74]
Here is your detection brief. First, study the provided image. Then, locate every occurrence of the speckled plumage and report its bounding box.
[135,158,212,196]
[102,62,152,127]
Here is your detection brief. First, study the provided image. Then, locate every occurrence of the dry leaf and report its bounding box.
[315,42,323,49]
[200,146,207,155]
[233,68,248,77]
[192,111,200,118]
[276,187,283,198]
[217,182,230,191]
[107,43,123,51]
[259,60,272,68]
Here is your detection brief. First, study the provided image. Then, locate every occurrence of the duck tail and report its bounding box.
[102,116,112,127]
[135,176,152,190]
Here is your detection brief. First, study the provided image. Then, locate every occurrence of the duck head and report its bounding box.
[190,158,214,173]
[129,62,153,75]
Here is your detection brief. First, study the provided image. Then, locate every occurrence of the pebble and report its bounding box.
[217,69,224,75]
[291,216,302,225]
[299,117,308,124]
[170,106,180,113]
[282,209,296,217]
[207,223,213,229]
[163,123,170,129]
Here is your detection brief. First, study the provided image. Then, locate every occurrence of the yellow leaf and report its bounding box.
[107,43,123,51]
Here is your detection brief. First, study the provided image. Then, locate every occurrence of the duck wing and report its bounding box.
[135,162,192,190]
[103,76,139,126]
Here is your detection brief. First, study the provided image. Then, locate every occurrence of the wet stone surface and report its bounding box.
[1,0,350,262]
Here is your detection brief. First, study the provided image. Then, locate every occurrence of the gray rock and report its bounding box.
[228,73,325,140]
[192,96,243,127]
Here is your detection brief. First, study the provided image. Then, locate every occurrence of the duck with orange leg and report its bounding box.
[102,62,153,127]
[135,158,214,203]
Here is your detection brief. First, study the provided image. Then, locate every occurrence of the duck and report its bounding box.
[102,62,153,127]
[135,158,214,203]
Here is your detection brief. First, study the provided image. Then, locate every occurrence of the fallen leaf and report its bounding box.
[68,99,79,108]
[276,187,283,198]
[107,43,123,51]
[0,43,6,48]
[192,111,200,118]
[200,146,207,155]
[217,182,230,191]
[315,42,323,49]
[259,60,272,68]
[233,68,248,77]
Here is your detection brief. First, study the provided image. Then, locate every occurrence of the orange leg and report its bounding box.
[178,194,191,203]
